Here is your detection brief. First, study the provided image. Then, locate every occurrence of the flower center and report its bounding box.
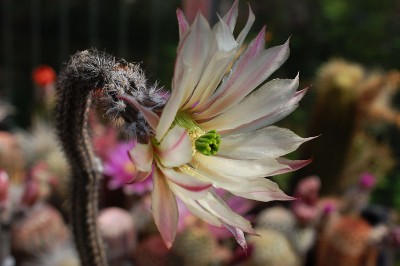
[174,112,221,156]
[195,130,221,156]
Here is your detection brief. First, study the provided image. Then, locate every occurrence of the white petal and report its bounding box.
[270,158,313,175]
[157,15,213,140]
[169,182,221,226]
[221,0,239,32]
[167,177,210,200]
[179,164,293,203]
[184,200,222,227]
[176,8,189,39]
[201,75,299,131]
[220,88,308,135]
[196,38,290,120]
[197,191,256,234]
[180,164,292,202]
[236,4,255,45]
[178,13,213,102]
[195,27,266,116]
[156,83,187,141]
[193,153,288,179]
[183,49,237,110]
[222,222,247,250]
[128,142,153,172]
[214,16,237,53]
[182,17,239,110]
[151,168,179,248]
[227,178,294,202]
[218,125,313,159]
[118,95,159,131]
[156,126,192,168]
[162,168,212,192]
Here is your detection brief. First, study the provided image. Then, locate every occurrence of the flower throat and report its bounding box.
[174,112,221,156]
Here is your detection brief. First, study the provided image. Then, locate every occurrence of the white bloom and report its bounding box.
[120,0,313,249]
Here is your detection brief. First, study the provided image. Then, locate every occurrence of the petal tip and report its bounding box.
[165,241,173,249]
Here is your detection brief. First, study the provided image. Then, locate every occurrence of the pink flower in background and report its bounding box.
[103,142,152,195]
[291,176,321,224]
[121,0,312,249]
[359,172,376,190]
[0,170,9,206]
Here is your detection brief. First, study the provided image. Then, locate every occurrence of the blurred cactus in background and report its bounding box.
[0,0,399,265]
[11,204,69,261]
[97,207,137,265]
[247,228,300,266]
[316,216,377,266]
[293,59,364,194]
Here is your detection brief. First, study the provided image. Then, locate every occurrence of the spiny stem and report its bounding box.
[55,50,166,266]
[56,80,107,266]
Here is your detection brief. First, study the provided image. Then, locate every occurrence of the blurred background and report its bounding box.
[0,0,400,265]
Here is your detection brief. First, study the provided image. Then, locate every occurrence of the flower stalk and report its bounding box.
[55,50,166,266]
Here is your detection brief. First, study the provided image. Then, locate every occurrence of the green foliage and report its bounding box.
[371,170,400,210]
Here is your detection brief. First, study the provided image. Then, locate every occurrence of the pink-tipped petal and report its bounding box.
[220,87,308,136]
[183,47,237,111]
[222,0,239,32]
[228,178,295,202]
[133,168,153,183]
[214,15,237,53]
[176,8,189,39]
[156,88,187,142]
[185,200,222,227]
[128,142,153,173]
[152,168,179,248]
[201,75,299,130]
[199,27,266,113]
[167,177,210,201]
[157,15,213,140]
[222,222,248,250]
[197,38,291,120]
[162,168,212,192]
[193,153,286,179]
[218,125,315,159]
[169,181,221,226]
[177,14,212,95]
[156,126,192,168]
[272,158,313,175]
[197,191,256,234]
[237,4,255,45]
[118,94,160,131]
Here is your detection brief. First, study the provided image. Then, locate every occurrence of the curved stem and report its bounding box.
[55,50,166,266]
[56,82,107,266]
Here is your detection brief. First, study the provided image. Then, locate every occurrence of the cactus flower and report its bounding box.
[121,0,312,249]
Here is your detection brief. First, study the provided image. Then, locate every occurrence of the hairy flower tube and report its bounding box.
[120,0,313,249]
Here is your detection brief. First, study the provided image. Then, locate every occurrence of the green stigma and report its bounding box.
[174,112,221,156]
[195,130,221,156]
